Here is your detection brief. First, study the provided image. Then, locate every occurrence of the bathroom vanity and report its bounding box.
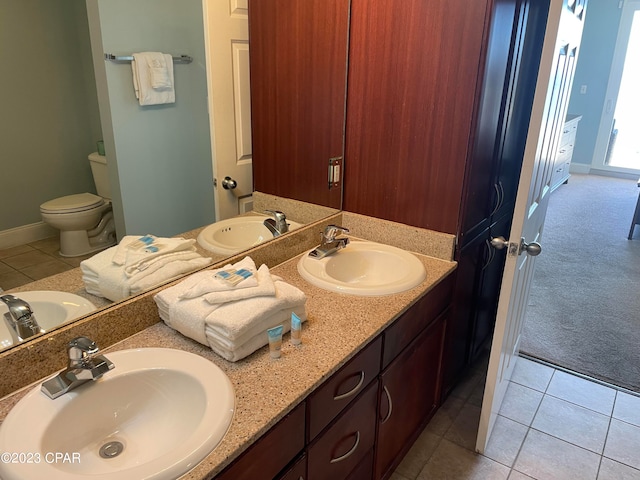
[0,212,457,480]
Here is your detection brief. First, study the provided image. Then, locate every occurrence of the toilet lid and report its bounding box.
[40,193,105,214]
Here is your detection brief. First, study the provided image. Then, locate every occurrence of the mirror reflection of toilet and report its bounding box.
[40,152,117,257]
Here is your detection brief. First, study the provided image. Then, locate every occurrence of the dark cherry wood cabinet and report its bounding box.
[307,337,382,440]
[375,310,447,480]
[278,454,307,480]
[343,0,490,234]
[215,402,306,480]
[249,0,348,209]
[308,381,378,480]
[215,272,454,479]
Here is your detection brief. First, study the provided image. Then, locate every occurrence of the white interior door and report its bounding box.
[203,0,253,220]
[476,0,585,453]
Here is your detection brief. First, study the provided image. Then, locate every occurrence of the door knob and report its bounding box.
[490,236,542,256]
[519,238,542,256]
[221,176,237,190]
[490,236,509,249]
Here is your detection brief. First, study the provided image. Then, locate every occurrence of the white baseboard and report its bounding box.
[569,163,591,174]
[0,222,57,250]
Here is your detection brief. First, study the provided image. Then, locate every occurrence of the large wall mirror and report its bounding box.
[0,0,339,354]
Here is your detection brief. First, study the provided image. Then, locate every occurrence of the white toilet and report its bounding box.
[40,152,117,257]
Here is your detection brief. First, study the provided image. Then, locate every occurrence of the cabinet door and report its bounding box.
[375,313,446,480]
[468,214,511,362]
[343,0,489,234]
[460,0,520,246]
[249,0,349,208]
[217,403,306,480]
[277,454,307,480]
[443,232,487,396]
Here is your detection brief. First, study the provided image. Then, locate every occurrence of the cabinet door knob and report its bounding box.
[490,236,509,249]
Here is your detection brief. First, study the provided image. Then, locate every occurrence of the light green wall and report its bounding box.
[87,0,215,238]
[0,0,102,231]
[568,0,623,166]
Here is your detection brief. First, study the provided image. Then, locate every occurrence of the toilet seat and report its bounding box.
[40,193,105,214]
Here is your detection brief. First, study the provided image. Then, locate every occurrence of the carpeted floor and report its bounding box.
[520,173,640,393]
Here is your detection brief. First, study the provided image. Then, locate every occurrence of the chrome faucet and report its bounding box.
[41,336,115,399]
[308,225,350,259]
[263,210,289,237]
[0,294,42,341]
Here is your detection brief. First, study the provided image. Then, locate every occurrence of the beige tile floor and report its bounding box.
[391,357,640,480]
[0,237,93,291]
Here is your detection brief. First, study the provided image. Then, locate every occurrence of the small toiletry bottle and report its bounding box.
[290,312,302,345]
[267,325,283,359]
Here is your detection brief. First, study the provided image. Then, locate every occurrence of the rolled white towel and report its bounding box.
[201,264,276,305]
[179,257,259,299]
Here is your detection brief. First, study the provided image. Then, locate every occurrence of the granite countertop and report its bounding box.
[0,249,456,479]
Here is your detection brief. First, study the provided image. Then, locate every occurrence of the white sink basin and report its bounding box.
[0,291,97,348]
[197,215,303,255]
[0,348,235,480]
[297,240,427,296]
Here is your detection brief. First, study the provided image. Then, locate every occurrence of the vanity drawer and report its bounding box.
[307,380,378,480]
[382,273,454,368]
[217,402,305,480]
[277,453,307,480]
[307,337,382,440]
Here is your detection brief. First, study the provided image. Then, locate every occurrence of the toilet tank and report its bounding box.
[88,152,111,200]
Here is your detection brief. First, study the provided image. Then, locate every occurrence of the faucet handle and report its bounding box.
[323,225,350,242]
[67,336,99,367]
[265,210,286,221]
[0,294,34,322]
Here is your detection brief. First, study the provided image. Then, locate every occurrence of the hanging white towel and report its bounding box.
[131,52,175,106]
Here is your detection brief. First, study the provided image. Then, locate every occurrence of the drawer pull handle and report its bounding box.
[329,431,361,464]
[333,371,365,401]
[380,385,394,424]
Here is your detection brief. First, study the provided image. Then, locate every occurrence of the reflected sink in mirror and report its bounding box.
[0,348,235,480]
[197,214,304,255]
[0,292,96,349]
[297,240,426,296]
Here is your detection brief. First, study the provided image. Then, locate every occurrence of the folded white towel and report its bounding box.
[146,53,173,89]
[131,52,175,106]
[205,305,306,351]
[154,271,307,361]
[111,235,196,269]
[80,236,210,302]
[179,257,259,299]
[200,264,276,304]
[204,279,306,341]
[130,256,212,295]
[205,312,301,362]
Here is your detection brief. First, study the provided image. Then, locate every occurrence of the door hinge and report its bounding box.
[328,156,343,190]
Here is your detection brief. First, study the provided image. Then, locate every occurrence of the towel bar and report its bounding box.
[104,54,192,64]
